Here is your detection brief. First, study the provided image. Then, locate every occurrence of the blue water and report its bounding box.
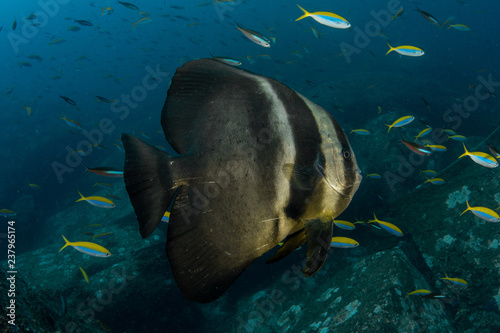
[1,0,500,331]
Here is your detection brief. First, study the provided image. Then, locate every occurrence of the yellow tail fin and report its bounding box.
[385,42,394,55]
[460,201,470,216]
[75,191,85,202]
[295,5,310,21]
[458,143,468,159]
[59,234,71,252]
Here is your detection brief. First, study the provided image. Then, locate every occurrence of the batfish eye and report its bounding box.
[343,150,351,159]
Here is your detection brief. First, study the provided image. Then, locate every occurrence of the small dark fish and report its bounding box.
[170,5,185,9]
[487,144,500,158]
[96,96,113,103]
[305,79,315,87]
[68,26,81,32]
[421,97,430,110]
[174,15,190,21]
[400,134,432,156]
[12,19,17,31]
[332,104,345,113]
[421,293,447,299]
[0,26,3,32]
[58,94,77,106]
[27,54,42,61]
[369,50,376,58]
[91,232,113,240]
[117,1,139,11]
[19,62,32,67]
[83,163,124,177]
[414,7,440,26]
[74,19,93,26]
[31,23,41,27]
[60,295,66,316]
[26,14,37,20]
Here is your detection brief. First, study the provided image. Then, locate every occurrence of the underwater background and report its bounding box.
[1,0,500,332]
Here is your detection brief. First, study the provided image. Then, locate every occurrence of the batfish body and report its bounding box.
[122,59,361,303]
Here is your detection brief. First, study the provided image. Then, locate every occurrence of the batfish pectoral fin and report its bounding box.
[283,163,319,190]
[122,133,180,238]
[266,228,306,264]
[302,219,333,277]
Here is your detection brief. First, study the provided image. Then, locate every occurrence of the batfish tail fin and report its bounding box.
[122,133,177,238]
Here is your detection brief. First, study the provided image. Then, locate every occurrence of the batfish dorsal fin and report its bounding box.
[302,219,333,277]
[161,58,261,154]
[122,134,176,238]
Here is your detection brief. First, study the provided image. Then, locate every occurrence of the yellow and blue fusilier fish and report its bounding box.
[448,24,470,31]
[236,22,271,48]
[330,237,359,248]
[425,144,447,152]
[447,134,467,142]
[333,220,356,231]
[386,43,424,57]
[366,173,382,179]
[443,129,456,135]
[0,209,16,217]
[211,56,242,67]
[295,5,350,29]
[79,266,89,283]
[459,143,498,168]
[440,273,468,286]
[414,127,432,140]
[368,214,403,237]
[132,16,152,29]
[101,7,113,16]
[423,177,444,185]
[59,235,111,257]
[419,170,437,177]
[60,115,82,130]
[385,116,415,133]
[90,232,113,240]
[76,191,116,208]
[349,129,371,135]
[460,201,500,223]
[406,289,432,298]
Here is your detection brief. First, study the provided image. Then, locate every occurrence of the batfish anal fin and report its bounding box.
[167,185,258,303]
[266,228,306,264]
[302,219,333,277]
[122,133,178,238]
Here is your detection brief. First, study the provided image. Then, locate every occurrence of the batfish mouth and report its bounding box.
[326,167,362,197]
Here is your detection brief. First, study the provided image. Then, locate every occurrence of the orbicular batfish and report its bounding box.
[122,59,362,303]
